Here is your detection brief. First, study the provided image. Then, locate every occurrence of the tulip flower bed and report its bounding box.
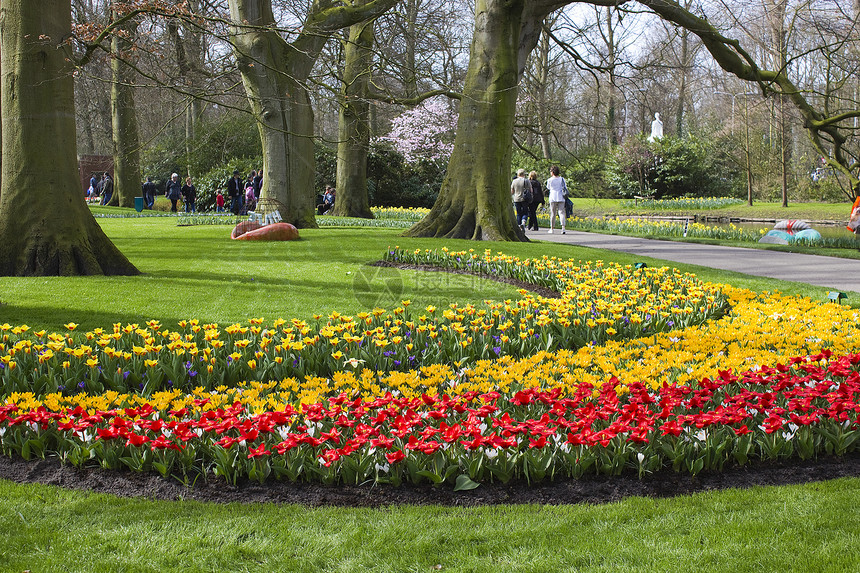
[1,349,859,488]
[619,197,746,210]
[0,250,728,398]
[2,249,860,489]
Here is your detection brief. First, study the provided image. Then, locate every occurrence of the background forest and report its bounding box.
[73,0,860,209]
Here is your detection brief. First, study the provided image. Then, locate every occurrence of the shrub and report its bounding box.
[141,111,262,194]
[194,158,261,212]
[606,135,741,199]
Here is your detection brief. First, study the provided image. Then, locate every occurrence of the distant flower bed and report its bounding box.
[176,214,245,225]
[565,217,766,242]
[620,197,746,210]
[92,211,182,219]
[370,207,430,221]
[174,213,417,228]
[318,216,413,228]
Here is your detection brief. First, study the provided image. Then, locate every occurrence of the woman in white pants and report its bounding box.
[545,165,568,234]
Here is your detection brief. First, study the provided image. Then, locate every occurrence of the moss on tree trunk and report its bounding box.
[0,0,138,276]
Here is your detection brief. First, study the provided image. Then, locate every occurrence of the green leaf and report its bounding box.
[453,474,480,492]
[416,470,444,484]
[153,461,170,478]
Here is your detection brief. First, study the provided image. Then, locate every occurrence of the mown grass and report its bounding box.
[1,477,858,572]
[0,216,850,332]
[1,212,859,572]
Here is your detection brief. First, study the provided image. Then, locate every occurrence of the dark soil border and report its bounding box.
[2,453,859,507]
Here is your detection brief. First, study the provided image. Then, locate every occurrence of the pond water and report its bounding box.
[697,220,851,240]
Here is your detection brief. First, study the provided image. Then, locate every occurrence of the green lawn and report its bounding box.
[0,216,846,332]
[1,477,858,572]
[1,214,859,572]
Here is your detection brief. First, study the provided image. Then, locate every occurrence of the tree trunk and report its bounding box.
[605,6,619,146]
[110,6,141,209]
[744,98,754,206]
[332,17,375,219]
[675,26,689,138]
[763,0,790,207]
[535,24,552,160]
[170,0,207,173]
[0,0,138,276]
[405,0,534,240]
[228,0,319,228]
[403,0,419,100]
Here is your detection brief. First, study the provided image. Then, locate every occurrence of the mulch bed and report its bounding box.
[2,453,859,507]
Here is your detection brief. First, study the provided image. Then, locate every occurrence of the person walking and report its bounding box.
[546,165,569,234]
[215,190,225,213]
[100,172,114,206]
[142,176,156,209]
[245,183,256,213]
[253,169,263,199]
[527,171,545,231]
[227,170,244,214]
[165,173,183,212]
[181,176,197,213]
[510,168,530,232]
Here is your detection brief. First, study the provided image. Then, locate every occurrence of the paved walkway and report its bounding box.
[532,229,860,294]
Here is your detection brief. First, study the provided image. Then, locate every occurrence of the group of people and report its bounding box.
[86,172,114,206]
[163,173,198,213]
[87,170,264,214]
[317,185,336,214]
[510,165,573,234]
[226,169,263,215]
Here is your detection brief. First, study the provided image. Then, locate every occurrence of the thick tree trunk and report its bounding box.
[111,8,141,209]
[229,0,400,227]
[228,0,319,228]
[332,18,375,219]
[0,0,138,276]
[405,0,529,240]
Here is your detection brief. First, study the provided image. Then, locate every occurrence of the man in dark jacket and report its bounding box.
[253,169,262,199]
[181,177,197,213]
[227,170,244,214]
[100,173,114,206]
[142,176,156,209]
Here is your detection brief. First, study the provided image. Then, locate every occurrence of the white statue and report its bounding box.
[648,112,663,142]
